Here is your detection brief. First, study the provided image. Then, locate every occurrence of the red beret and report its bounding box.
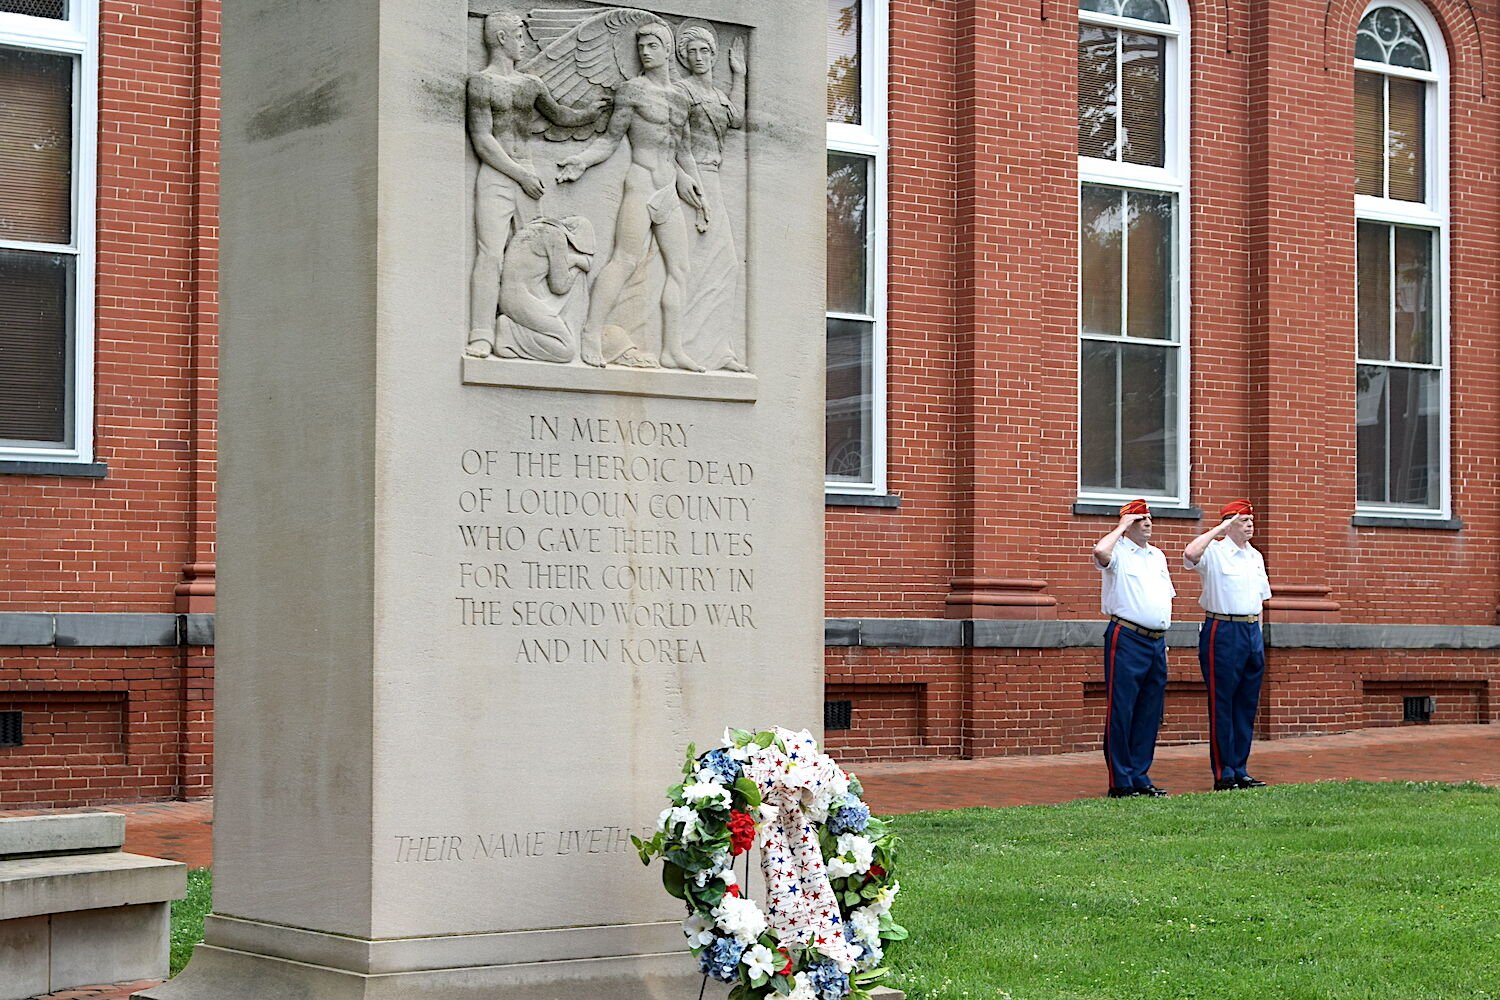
[1219,499,1254,519]
[1120,499,1151,517]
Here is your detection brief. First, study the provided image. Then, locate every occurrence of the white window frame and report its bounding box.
[1076,0,1191,509]
[825,0,888,495]
[1353,0,1449,519]
[0,1,97,465]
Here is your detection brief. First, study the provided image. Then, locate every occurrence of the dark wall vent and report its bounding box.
[1403,696,1434,723]
[825,699,853,731]
[0,711,21,747]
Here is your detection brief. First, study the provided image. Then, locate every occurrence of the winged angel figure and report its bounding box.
[519,8,711,371]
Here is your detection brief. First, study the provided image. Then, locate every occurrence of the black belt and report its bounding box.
[1205,612,1260,623]
[1109,616,1167,640]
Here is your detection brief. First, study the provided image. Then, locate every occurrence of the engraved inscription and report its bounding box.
[393,824,654,863]
[454,413,758,667]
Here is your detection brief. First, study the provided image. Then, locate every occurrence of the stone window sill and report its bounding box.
[826,492,901,509]
[1351,514,1463,530]
[0,460,107,479]
[1072,502,1201,520]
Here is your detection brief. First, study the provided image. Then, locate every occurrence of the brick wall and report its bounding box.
[826,646,1500,763]
[0,0,219,808]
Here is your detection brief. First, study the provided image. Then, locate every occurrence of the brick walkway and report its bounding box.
[18,723,1498,1000]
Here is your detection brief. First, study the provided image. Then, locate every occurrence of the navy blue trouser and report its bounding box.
[1102,621,1167,791]
[1198,618,1266,781]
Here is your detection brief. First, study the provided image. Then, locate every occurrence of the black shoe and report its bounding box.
[1212,778,1239,791]
[1107,787,1142,798]
[1236,776,1267,788]
[1139,785,1169,797]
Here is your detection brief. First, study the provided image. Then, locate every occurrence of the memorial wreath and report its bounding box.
[634,727,906,1000]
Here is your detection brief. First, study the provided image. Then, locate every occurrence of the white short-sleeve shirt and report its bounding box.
[1097,537,1175,630]
[1187,538,1271,616]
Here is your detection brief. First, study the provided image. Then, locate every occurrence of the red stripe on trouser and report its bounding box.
[1206,619,1222,781]
[1104,624,1121,785]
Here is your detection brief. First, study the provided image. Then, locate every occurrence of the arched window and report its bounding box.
[1077,0,1189,505]
[1353,1,1448,517]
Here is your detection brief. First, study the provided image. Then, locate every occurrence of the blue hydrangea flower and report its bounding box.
[807,960,851,999]
[698,935,744,983]
[828,797,871,835]
[699,748,742,786]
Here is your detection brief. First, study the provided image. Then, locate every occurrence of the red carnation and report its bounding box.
[777,948,794,976]
[867,863,887,880]
[725,882,741,897]
[728,810,756,855]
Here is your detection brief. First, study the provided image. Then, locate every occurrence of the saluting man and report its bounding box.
[1093,499,1174,798]
[1184,499,1273,790]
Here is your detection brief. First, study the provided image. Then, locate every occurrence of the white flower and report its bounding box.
[657,806,673,832]
[682,781,731,808]
[742,943,777,980]
[826,855,858,880]
[867,880,900,917]
[785,973,818,1000]
[662,805,700,841]
[721,866,737,887]
[682,912,716,948]
[836,832,875,874]
[849,906,881,944]
[712,894,768,944]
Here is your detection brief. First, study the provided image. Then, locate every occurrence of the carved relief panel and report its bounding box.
[464,3,752,398]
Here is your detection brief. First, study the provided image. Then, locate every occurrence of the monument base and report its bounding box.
[135,942,727,1000]
[135,915,907,1000]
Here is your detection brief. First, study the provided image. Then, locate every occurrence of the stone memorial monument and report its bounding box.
[141,1,825,997]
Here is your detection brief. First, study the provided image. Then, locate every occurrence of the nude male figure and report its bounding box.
[557,22,708,371]
[466,12,603,359]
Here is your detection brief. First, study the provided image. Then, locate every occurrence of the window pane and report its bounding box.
[827,152,870,315]
[1119,342,1175,493]
[827,1,861,126]
[0,46,74,244]
[0,248,71,445]
[1078,26,1117,160]
[1120,32,1164,167]
[1126,190,1173,340]
[1080,340,1119,490]
[1357,7,1430,71]
[0,1,67,17]
[1393,227,1433,364]
[1354,72,1384,197]
[1356,221,1391,361]
[1387,367,1439,507]
[1386,76,1425,202]
[1081,0,1170,23]
[826,317,873,483]
[1356,364,1389,503]
[1080,340,1177,495]
[1080,185,1122,336]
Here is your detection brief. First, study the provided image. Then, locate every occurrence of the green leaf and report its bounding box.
[771,975,794,996]
[662,863,687,900]
[727,984,749,1000]
[881,921,909,941]
[750,973,768,988]
[844,890,861,907]
[755,731,776,749]
[860,882,879,900]
[734,776,763,809]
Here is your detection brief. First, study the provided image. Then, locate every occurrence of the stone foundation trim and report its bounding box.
[0,613,214,647]
[827,618,1500,650]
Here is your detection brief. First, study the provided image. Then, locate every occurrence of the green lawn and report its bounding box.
[167,781,1500,997]
[885,781,1500,1000]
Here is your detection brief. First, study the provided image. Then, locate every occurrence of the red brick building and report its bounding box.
[1,0,1496,806]
[823,0,1500,763]
[0,0,218,806]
